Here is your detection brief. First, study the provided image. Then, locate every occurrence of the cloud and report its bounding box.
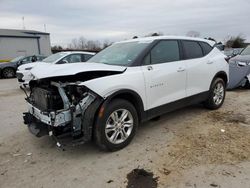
[0,0,250,46]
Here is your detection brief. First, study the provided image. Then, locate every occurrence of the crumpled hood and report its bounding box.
[18,61,45,70]
[30,62,127,79]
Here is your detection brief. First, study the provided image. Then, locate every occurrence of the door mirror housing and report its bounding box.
[17,60,23,67]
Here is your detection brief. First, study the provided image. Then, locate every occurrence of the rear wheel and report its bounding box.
[95,99,138,151]
[2,68,15,78]
[204,78,226,110]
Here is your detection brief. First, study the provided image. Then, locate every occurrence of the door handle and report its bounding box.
[177,67,185,72]
[237,61,247,67]
[207,61,214,64]
[147,66,153,71]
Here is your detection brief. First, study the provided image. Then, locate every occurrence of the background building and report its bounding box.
[0,29,51,61]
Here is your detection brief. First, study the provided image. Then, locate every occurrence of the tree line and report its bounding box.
[52,32,248,52]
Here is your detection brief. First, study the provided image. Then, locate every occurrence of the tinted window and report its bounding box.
[199,42,213,55]
[149,40,180,64]
[67,54,82,63]
[59,54,82,64]
[21,57,31,63]
[84,54,94,61]
[183,41,203,59]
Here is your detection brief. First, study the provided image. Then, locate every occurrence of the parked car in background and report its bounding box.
[0,55,46,78]
[223,48,243,59]
[16,51,95,87]
[22,36,228,151]
[228,45,250,89]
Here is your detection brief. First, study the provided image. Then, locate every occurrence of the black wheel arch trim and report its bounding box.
[101,89,146,122]
[212,71,228,87]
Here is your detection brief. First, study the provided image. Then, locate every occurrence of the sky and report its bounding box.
[0,0,250,46]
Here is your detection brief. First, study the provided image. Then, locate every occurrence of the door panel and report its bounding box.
[142,62,186,110]
[181,41,215,96]
[184,56,215,96]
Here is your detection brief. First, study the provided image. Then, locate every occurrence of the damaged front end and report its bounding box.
[23,80,103,146]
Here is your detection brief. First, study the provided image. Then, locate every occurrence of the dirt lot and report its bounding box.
[0,78,250,188]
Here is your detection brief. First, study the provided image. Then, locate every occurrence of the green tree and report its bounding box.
[225,35,246,48]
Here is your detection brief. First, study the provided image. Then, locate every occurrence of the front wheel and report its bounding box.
[204,78,226,110]
[94,99,138,151]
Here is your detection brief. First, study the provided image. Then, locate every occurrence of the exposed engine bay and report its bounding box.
[23,80,103,145]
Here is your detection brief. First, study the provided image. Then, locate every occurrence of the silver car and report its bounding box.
[228,45,250,89]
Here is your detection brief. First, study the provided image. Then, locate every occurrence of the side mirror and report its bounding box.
[17,60,23,66]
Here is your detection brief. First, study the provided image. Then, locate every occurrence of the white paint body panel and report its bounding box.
[80,67,147,110]
[141,61,186,110]
[185,48,228,96]
[30,63,126,79]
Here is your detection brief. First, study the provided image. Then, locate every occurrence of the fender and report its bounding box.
[98,89,146,122]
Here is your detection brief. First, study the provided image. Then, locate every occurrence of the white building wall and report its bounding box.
[38,34,52,56]
[0,37,39,60]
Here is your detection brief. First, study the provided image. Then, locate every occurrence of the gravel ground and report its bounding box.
[0,78,250,188]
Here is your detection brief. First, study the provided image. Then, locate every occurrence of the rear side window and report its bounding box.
[147,40,180,65]
[199,42,213,55]
[182,41,203,59]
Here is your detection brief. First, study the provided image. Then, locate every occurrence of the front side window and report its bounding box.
[143,40,180,65]
[21,57,31,63]
[88,41,150,66]
[183,41,203,59]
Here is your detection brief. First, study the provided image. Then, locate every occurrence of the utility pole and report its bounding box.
[22,16,25,30]
[44,24,47,32]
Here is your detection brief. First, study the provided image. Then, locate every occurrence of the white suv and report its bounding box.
[23,36,228,151]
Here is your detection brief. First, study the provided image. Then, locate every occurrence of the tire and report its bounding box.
[243,78,250,89]
[2,68,15,78]
[94,99,138,151]
[204,78,226,110]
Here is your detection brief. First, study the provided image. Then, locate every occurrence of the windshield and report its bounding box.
[240,45,250,55]
[10,56,24,62]
[42,52,67,63]
[87,41,150,66]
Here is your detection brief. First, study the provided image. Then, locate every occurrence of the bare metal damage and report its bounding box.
[23,80,103,145]
[27,82,96,128]
[23,67,127,146]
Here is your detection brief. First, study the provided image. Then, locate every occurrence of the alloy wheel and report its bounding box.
[105,109,134,144]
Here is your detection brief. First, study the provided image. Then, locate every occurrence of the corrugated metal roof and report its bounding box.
[0,29,50,38]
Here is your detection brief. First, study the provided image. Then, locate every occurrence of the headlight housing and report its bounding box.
[25,67,33,70]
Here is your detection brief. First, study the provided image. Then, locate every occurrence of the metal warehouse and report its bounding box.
[0,29,51,61]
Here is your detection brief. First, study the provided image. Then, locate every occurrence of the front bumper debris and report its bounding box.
[27,102,71,127]
[23,81,103,146]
